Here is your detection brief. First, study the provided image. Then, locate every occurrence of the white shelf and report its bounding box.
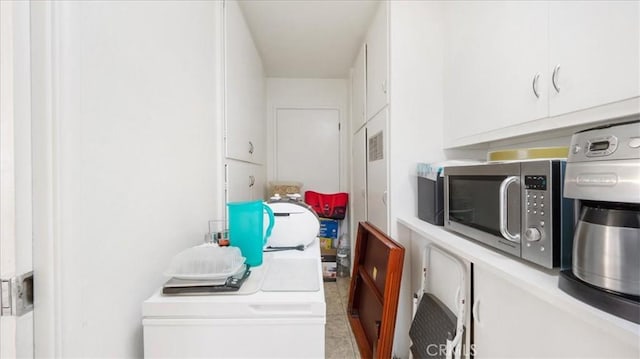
[398,216,640,347]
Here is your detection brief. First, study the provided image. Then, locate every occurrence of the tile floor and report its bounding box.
[324,276,361,358]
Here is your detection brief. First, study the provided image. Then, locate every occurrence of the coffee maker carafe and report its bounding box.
[560,119,640,324]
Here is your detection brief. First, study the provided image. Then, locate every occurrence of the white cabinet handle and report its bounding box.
[382,191,387,205]
[552,64,561,93]
[249,175,255,187]
[381,80,387,94]
[248,141,254,155]
[532,72,541,98]
[472,299,480,324]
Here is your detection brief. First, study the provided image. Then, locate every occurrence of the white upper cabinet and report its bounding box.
[351,44,367,134]
[548,1,640,117]
[443,1,548,143]
[225,0,265,164]
[366,2,389,120]
[443,1,640,147]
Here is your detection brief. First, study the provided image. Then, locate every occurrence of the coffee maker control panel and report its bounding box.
[565,120,640,203]
[568,120,640,163]
[584,135,618,157]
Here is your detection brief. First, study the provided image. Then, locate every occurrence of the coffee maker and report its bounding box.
[560,119,640,324]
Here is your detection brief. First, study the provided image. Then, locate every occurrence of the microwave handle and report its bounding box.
[499,176,521,243]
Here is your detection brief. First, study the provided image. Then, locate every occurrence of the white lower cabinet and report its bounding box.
[365,109,388,233]
[472,265,638,358]
[225,160,264,203]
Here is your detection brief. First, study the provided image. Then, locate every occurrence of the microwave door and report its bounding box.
[447,175,521,257]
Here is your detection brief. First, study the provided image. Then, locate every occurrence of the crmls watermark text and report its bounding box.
[423,343,477,357]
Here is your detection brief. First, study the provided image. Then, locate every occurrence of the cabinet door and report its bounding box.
[225,0,264,164]
[226,160,258,203]
[251,163,265,201]
[352,127,367,229]
[351,44,367,134]
[548,1,640,117]
[443,1,548,144]
[366,2,388,120]
[472,266,638,358]
[366,109,387,234]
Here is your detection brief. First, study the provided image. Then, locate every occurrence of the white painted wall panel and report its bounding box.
[388,1,447,357]
[34,2,222,357]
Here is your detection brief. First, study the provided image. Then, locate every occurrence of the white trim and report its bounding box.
[0,1,18,356]
[30,1,62,356]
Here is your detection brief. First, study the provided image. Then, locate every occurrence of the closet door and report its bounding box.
[366,109,388,234]
[366,2,388,120]
[351,44,367,133]
[352,127,367,229]
[275,108,340,193]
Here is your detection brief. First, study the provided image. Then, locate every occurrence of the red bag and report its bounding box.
[304,191,349,220]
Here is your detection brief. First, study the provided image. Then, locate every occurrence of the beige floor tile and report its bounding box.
[336,276,351,308]
[325,314,356,358]
[324,276,361,358]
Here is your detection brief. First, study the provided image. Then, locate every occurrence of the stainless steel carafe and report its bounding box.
[572,203,640,296]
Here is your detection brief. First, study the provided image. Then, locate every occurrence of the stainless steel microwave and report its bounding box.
[443,160,574,269]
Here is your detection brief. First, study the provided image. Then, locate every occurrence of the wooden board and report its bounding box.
[347,222,405,358]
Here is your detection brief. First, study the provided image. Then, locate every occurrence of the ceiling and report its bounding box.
[238,0,379,79]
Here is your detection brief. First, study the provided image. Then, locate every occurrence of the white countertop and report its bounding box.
[398,216,640,346]
[142,239,325,319]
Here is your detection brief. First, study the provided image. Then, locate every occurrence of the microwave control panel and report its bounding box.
[521,161,558,269]
[524,174,550,242]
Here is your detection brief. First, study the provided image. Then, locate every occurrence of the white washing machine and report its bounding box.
[142,241,326,358]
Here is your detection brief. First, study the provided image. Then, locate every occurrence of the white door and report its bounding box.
[351,127,367,229]
[1,1,34,357]
[275,109,341,194]
[366,1,389,120]
[351,44,367,134]
[366,109,388,234]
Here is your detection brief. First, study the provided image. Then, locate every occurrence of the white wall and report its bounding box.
[388,2,446,357]
[266,78,349,194]
[30,2,223,357]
